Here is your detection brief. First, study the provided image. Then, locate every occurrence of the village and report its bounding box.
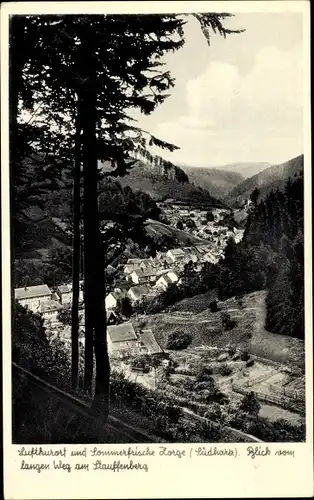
[158,202,245,244]
[14,240,224,348]
[14,237,306,427]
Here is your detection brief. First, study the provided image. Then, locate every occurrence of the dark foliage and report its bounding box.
[166,331,193,350]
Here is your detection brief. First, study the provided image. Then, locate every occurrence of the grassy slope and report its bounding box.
[133,291,304,368]
[226,155,304,205]
[144,219,210,246]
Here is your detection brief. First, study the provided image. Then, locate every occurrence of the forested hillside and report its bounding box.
[180,165,244,199]
[13,160,174,287]
[153,172,304,341]
[226,155,304,205]
[219,172,304,339]
[112,160,225,207]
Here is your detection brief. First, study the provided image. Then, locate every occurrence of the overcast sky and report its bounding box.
[135,12,303,167]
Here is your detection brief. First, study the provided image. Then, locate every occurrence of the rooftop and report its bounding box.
[15,284,52,300]
[57,284,71,294]
[127,258,142,264]
[132,268,156,278]
[128,285,156,299]
[157,275,173,285]
[39,300,62,313]
[107,323,137,343]
[140,329,163,355]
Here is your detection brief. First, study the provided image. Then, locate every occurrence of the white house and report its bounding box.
[128,285,157,303]
[39,300,62,325]
[167,271,179,283]
[166,248,186,263]
[56,284,72,305]
[155,274,173,292]
[105,290,125,310]
[130,268,156,285]
[15,284,52,312]
[107,323,139,357]
[123,258,142,274]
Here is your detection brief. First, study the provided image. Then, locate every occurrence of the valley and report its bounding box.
[13,151,306,444]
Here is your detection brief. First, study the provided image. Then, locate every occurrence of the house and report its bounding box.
[105,290,125,310]
[39,300,62,324]
[155,274,173,292]
[124,264,141,275]
[167,271,179,283]
[128,285,157,303]
[139,259,156,271]
[130,268,156,285]
[199,253,213,264]
[178,209,189,217]
[15,284,52,312]
[166,248,186,263]
[56,284,72,305]
[138,329,163,356]
[163,255,174,267]
[107,309,119,325]
[107,323,139,357]
[61,281,84,303]
[127,258,142,265]
[183,254,197,265]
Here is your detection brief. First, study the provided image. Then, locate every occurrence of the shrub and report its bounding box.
[116,296,133,318]
[241,350,250,361]
[57,307,72,326]
[222,312,237,331]
[237,297,244,308]
[166,331,193,350]
[228,345,237,356]
[194,381,211,392]
[246,359,255,367]
[204,402,223,422]
[239,392,261,416]
[174,368,196,376]
[209,300,220,312]
[13,303,71,389]
[220,364,233,376]
[195,365,213,382]
[110,371,182,427]
[200,420,223,441]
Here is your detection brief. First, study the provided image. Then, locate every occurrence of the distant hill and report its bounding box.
[226,155,304,206]
[213,161,272,179]
[101,159,225,208]
[179,165,244,199]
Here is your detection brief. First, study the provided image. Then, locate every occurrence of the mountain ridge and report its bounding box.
[105,159,226,208]
[226,155,304,205]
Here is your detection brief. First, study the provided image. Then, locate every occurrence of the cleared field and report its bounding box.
[259,404,305,425]
[134,291,304,368]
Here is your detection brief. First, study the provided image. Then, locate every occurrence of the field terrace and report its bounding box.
[158,346,305,425]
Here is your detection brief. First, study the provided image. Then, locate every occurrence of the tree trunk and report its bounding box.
[10,17,25,325]
[71,109,81,391]
[92,227,110,417]
[80,38,110,416]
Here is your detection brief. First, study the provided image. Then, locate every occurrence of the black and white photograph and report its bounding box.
[3,1,310,454]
